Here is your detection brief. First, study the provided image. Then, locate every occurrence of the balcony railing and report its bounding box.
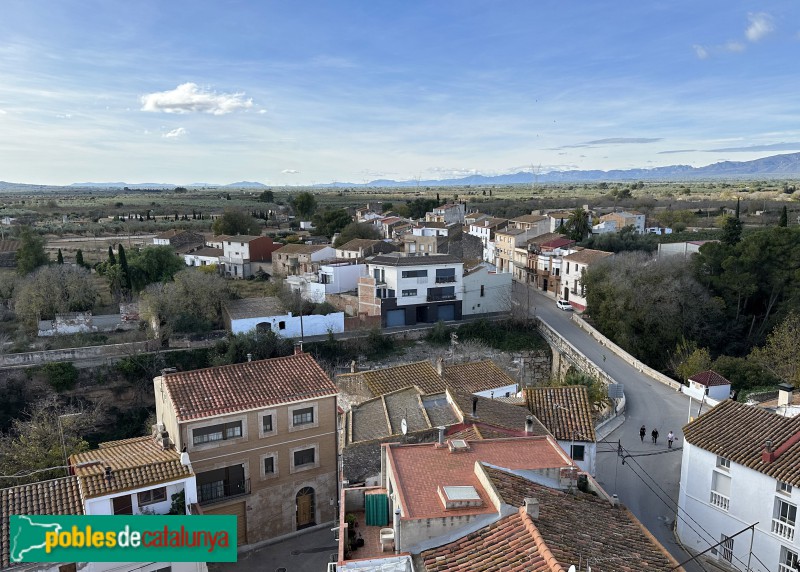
[199,478,250,506]
[709,490,730,511]
[427,294,457,302]
[779,563,798,572]
[435,276,456,283]
[772,518,796,541]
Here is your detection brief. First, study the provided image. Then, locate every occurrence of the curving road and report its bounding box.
[513,282,707,571]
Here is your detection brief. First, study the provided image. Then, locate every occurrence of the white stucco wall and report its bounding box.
[84,479,197,516]
[462,267,512,315]
[230,312,345,337]
[556,440,596,477]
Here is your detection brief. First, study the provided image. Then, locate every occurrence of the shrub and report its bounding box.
[41,362,79,391]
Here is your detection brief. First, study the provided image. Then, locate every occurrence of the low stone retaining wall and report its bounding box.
[0,340,160,368]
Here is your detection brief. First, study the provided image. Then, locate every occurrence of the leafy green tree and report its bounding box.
[580,226,657,253]
[290,192,318,219]
[404,198,439,219]
[126,246,185,291]
[211,330,294,366]
[333,222,382,247]
[562,208,591,242]
[779,205,788,227]
[75,249,85,267]
[15,226,48,275]
[56,249,64,264]
[750,311,800,387]
[675,347,712,383]
[211,208,261,236]
[313,209,354,239]
[721,216,743,245]
[41,362,79,391]
[258,190,275,203]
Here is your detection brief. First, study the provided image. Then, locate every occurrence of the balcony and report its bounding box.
[427,294,457,302]
[435,276,456,284]
[709,490,730,511]
[199,479,250,506]
[772,518,796,541]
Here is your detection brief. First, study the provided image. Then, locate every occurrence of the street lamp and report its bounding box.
[58,413,81,476]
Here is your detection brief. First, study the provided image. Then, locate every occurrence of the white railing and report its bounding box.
[710,490,730,511]
[772,518,796,541]
[779,563,796,572]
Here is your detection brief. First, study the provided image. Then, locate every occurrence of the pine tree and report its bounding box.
[75,249,85,267]
[57,249,64,264]
[780,205,788,227]
[108,246,116,266]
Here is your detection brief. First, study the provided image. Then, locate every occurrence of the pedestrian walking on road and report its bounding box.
[639,425,646,442]
[668,431,675,448]
[651,428,659,444]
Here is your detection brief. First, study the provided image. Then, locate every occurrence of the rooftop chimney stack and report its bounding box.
[246,353,252,363]
[778,383,794,409]
[437,426,446,447]
[294,341,303,355]
[350,360,358,374]
[525,415,535,435]
[436,356,444,377]
[524,497,540,519]
[472,396,478,417]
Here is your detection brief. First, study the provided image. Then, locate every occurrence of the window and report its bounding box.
[716,456,730,470]
[292,407,314,426]
[720,535,733,563]
[192,421,242,446]
[779,547,799,572]
[779,481,793,495]
[278,321,286,330]
[401,269,427,278]
[264,456,275,475]
[570,444,585,461]
[435,268,456,283]
[294,448,315,467]
[402,289,417,297]
[262,414,273,433]
[480,285,485,297]
[710,471,731,511]
[137,487,167,506]
[773,498,797,541]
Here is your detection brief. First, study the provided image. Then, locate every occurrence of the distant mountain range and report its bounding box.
[1,152,799,192]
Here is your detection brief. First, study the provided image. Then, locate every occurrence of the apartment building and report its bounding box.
[425,203,465,225]
[561,248,613,310]
[153,350,339,545]
[679,399,800,571]
[219,234,281,278]
[467,217,509,265]
[596,211,646,234]
[271,243,336,277]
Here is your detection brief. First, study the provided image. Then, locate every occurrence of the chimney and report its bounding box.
[436,356,444,377]
[471,396,478,417]
[437,426,446,446]
[611,494,619,507]
[294,341,303,355]
[350,360,358,374]
[762,439,775,463]
[180,445,191,468]
[246,353,252,363]
[778,383,794,409]
[525,415,535,435]
[524,497,539,519]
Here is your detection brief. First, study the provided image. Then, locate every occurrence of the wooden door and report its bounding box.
[296,487,315,529]
[112,494,133,515]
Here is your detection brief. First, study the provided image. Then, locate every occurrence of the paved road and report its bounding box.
[513,282,708,571]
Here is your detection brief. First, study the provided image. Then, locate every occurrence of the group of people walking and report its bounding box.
[639,425,675,448]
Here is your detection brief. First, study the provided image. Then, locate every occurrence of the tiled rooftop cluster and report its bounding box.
[525,386,597,442]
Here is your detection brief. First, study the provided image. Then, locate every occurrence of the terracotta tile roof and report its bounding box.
[448,389,549,435]
[497,227,527,236]
[525,387,597,442]
[688,370,731,387]
[482,467,683,571]
[444,360,519,395]
[422,509,559,572]
[562,248,613,265]
[336,238,382,251]
[71,435,192,499]
[525,232,565,245]
[370,254,462,266]
[163,352,337,421]
[446,425,484,441]
[511,214,548,224]
[273,243,330,254]
[385,438,571,520]
[349,387,434,444]
[0,240,20,253]
[223,297,283,320]
[683,399,800,486]
[187,246,223,258]
[219,234,264,242]
[469,217,508,229]
[1,477,84,567]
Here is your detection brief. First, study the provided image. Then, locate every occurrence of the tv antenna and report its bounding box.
[531,164,541,190]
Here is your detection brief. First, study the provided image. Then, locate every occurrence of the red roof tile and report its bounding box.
[688,370,731,387]
[163,352,337,421]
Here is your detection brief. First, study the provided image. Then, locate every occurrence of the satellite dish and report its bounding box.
[401,418,408,435]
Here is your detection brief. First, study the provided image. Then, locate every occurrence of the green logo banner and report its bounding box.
[10,515,237,563]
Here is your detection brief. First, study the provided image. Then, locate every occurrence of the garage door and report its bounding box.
[438,304,455,321]
[385,309,405,327]
[204,501,247,545]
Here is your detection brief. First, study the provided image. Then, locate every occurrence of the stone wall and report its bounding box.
[0,340,160,368]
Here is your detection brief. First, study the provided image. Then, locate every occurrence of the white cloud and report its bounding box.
[141,83,253,115]
[0,109,6,115]
[282,169,299,174]
[725,41,745,53]
[693,44,709,59]
[746,13,774,42]
[163,127,187,138]
[258,109,267,114]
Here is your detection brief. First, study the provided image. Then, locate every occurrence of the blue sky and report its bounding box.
[2,1,799,186]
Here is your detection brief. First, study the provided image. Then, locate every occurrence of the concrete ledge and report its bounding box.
[238,520,335,554]
[570,314,682,390]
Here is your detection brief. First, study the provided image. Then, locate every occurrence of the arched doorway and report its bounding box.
[296,487,316,530]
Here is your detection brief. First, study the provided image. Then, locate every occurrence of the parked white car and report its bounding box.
[556,299,573,311]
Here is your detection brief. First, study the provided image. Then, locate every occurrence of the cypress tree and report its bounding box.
[75,249,85,267]
[735,198,740,219]
[108,246,116,266]
[118,244,132,292]
[57,249,64,264]
[780,205,788,227]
